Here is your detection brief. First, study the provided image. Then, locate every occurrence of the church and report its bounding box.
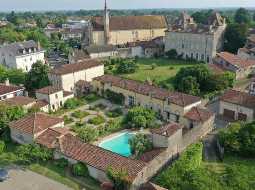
[86,0,168,45]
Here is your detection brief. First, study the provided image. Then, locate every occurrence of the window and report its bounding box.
[182,44,184,49]
[207,56,210,63]
[190,122,194,129]
[30,57,32,61]
[25,66,28,71]
[55,94,58,99]
[191,53,194,59]
[201,54,204,60]
[128,96,135,106]
[196,53,199,60]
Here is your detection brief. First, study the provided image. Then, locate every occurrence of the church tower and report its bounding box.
[104,0,110,45]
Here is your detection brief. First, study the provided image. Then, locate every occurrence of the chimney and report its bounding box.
[5,78,9,86]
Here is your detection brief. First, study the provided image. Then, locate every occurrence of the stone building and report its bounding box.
[92,75,202,123]
[213,52,255,79]
[85,1,167,46]
[48,59,104,92]
[219,89,255,122]
[0,40,45,72]
[238,32,255,60]
[0,80,24,101]
[36,86,74,112]
[165,12,226,63]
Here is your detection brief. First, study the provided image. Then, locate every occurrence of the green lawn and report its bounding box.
[119,58,198,87]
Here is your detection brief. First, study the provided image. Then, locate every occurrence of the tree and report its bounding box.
[224,23,248,53]
[24,61,50,93]
[234,8,251,24]
[178,76,200,96]
[106,167,130,190]
[72,162,89,177]
[191,10,214,24]
[72,126,99,143]
[0,140,5,154]
[124,107,156,129]
[165,49,178,59]
[0,65,26,85]
[115,59,138,74]
[129,134,153,157]
[253,12,255,22]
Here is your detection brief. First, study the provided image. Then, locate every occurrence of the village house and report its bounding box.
[0,40,45,72]
[0,80,24,101]
[48,59,104,92]
[213,51,255,79]
[85,1,167,46]
[238,29,255,60]
[219,89,255,122]
[36,86,74,112]
[9,112,64,144]
[84,45,118,59]
[68,49,90,64]
[61,28,84,41]
[1,96,49,112]
[92,75,202,123]
[165,12,226,63]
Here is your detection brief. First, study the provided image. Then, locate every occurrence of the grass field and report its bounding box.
[119,58,198,88]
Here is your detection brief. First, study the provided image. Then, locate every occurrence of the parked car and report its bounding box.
[0,169,8,182]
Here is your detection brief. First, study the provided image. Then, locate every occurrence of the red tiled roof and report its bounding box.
[150,123,183,137]
[49,59,103,75]
[92,15,167,31]
[184,107,214,122]
[36,86,62,95]
[33,100,49,108]
[139,148,166,163]
[216,52,255,69]
[208,64,226,75]
[220,89,255,109]
[0,84,24,96]
[94,75,201,107]
[2,96,35,106]
[9,113,63,135]
[58,134,146,181]
[36,127,71,149]
[140,182,168,190]
[63,91,74,97]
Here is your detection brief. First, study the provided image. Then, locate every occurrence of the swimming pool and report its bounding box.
[99,132,135,157]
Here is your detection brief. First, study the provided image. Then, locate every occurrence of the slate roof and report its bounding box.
[0,40,41,56]
[220,89,255,109]
[9,113,63,135]
[0,84,24,96]
[94,75,201,107]
[216,52,255,69]
[49,59,103,75]
[184,107,214,122]
[92,15,167,31]
[58,134,146,181]
[150,123,183,137]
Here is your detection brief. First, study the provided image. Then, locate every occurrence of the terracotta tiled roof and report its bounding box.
[2,96,35,106]
[184,107,214,122]
[139,148,166,163]
[33,100,49,108]
[75,80,91,87]
[63,91,74,97]
[9,113,63,135]
[92,15,167,31]
[208,64,226,75]
[140,182,168,190]
[58,134,146,181]
[36,127,71,149]
[220,89,255,109]
[49,59,103,75]
[216,52,255,69]
[150,123,183,137]
[36,86,62,95]
[0,84,24,96]
[94,75,201,107]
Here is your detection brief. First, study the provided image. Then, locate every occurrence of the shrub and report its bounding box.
[64,98,83,109]
[115,59,138,74]
[84,93,100,103]
[106,167,130,190]
[124,107,156,129]
[106,108,123,118]
[71,110,89,119]
[165,49,178,59]
[151,63,156,70]
[73,126,99,142]
[72,162,89,177]
[55,158,69,169]
[129,134,153,157]
[0,140,5,154]
[63,115,74,125]
[169,66,174,70]
[95,103,107,110]
[88,115,106,125]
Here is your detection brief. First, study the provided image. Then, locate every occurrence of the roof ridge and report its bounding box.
[32,112,37,135]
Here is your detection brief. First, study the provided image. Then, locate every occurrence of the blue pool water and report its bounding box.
[99,133,135,157]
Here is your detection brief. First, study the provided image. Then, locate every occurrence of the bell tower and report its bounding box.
[104,0,110,45]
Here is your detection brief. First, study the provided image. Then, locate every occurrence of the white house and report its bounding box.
[0,80,24,101]
[0,40,45,72]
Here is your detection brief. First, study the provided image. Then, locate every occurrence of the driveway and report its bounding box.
[0,167,72,190]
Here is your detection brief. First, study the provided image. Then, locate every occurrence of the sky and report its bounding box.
[0,0,255,11]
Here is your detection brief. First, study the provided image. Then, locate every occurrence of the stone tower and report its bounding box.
[104,0,110,45]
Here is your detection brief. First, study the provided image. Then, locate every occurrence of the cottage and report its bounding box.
[165,12,226,63]
[9,113,64,144]
[36,86,74,112]
[92,75,202,123]
[49,59,104,92]
[219,89,255,122]
[0,40,45,72]
[213,52,255,79]
[0,80,24,101]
